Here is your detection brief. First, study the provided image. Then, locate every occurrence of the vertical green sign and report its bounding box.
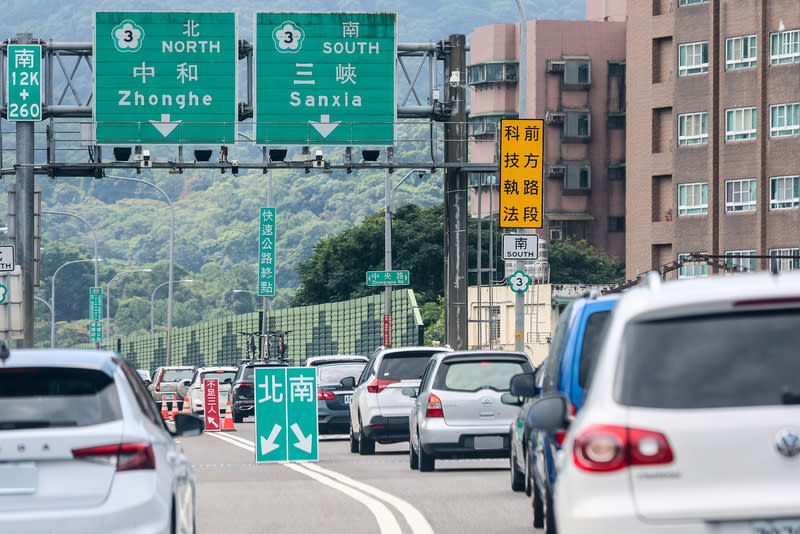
[255,367,318,462]
[89,287,103,321]
[94,11,238,144]
[258,208,275,296]
[7,44,42,122]
[254,12,396,145]
[89,321,103,343]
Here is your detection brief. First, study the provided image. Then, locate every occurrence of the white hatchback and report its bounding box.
[527,272,800,533]
[0,348,203,533]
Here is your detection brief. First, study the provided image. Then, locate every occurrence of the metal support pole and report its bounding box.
[514,1,528,354]
[261,149,271,359]
[384,165,392,347]
[443,34,468,350]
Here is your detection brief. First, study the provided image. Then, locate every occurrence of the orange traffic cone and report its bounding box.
[182,395,192,415]
[161,398,169,420]
[221,397,235,431]
[170,399,179,421]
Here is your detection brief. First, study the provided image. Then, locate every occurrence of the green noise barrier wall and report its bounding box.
[93,290,423,374]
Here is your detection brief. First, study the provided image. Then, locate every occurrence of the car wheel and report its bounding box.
[532,478,544,529]
[418,439,435,472]
[349,424,359,453]
[544,488,557,534]
[524,446,532,497]
[358,417,375,455]
[409,441,419,470]
[510,444,525,491]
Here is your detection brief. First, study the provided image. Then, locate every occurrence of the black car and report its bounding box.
[315,361,367,434]
[230,360,290,423]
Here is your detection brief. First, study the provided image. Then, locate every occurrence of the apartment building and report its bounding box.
[467,0,627,262]
[627,0,800,280]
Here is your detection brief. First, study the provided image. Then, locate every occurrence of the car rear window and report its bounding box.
[0,367,123,429]
[578,310,611,388]
[378,352,438,381]
[201,371,236,383]
[318,363,366,385]
[617,310,800,409]
[161,369,194,382]
[434,360,527,392]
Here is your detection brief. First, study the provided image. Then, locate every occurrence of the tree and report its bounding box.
[548,239,624,285]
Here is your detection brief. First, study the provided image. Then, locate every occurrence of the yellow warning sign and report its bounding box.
[499,119,544,228]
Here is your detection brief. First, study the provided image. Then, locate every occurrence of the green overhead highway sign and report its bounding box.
[94,11,237,144]
[254,12,396,145]
[366,270,409,286]
[254,367,318,462]
[7,44,42,122]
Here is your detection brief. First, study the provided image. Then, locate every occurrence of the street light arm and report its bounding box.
[105,268,153,339]
[51,258,101,348]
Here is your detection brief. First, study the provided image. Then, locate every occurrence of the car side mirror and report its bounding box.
[181,379,191,386]
[501,392,523,406]
[509,372,537,398]
[172,413,204,437]
[223,377,232,385]
[401,386,418,398]
[340,376,356,388]
[526,394,569,432]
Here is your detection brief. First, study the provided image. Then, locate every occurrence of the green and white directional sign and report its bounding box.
[255,367,318,463]
[94,11,237,144]
[89,287,103,321]
[258,208,275,297]
[254,12,396,145]
[366,270,409,286]
[90,321,103,343]
[7,44,42,122]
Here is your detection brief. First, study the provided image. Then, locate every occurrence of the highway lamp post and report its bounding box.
[43,210,100,347]
[106,268,153,339]
[385,169,431,345]
[51,258,102,348]
[107,174,175,364]
[514,0,528,354]
[33,296,52,348]
[151,279,193,334]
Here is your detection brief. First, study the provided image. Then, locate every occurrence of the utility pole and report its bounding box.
[443,34,468,350]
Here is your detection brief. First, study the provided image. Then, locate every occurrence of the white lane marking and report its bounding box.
[204,433,402,534]
[301,462,435,534]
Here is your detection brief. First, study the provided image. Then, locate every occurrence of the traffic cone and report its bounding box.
[170,399,179,421]
[221,397,235,431]
[160,398,169,420]
[182,395,192,415]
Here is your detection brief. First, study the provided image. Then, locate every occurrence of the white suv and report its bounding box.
[346,346,451,455]
[527,272,800,533]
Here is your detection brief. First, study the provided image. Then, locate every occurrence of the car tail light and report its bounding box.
[234,382,253,391]
[367,378,399,393]
[72,442,156,471]
[317,390,336,401]
[573,424,673,473]
[426,393,444,418]
[555,402,577,446]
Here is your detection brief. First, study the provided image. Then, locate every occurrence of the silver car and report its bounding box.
[406,350,534,472]
[0,348,203,532]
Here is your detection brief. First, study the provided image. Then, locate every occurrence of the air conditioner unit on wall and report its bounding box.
[546,164,566,178]
[545,111,565,125]
[547,60,565,73]
[549,228,563,241]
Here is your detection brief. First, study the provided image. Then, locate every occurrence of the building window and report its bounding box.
[770,29,800,65]
[468,113,517,139]
[678,112,708,145]
[770,103,800,137]
[679,0,708,5]
[725,179,756,212]
[467,61,518,85]
[678,182,708,216]
[489,305,501,342]
[770,248,800,272]
[770,175,799,210]
[564,59,590,85]
[679,42,709,76]
[678,253,708,279]
[607,113,625,129]
[725,250,756,273]
[563,163,591,190]
[726,35,757,70]
[608,216,625,233]
[469,172,498,188]
[563,111,591,138]
[608,164,625,181]
[725,107,757,141]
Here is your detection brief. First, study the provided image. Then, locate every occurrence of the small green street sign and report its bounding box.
[255,367,318,462]
[366,270,409,287]
[7,44,42,121]
[0,284,7,304]
[258,208,275,296]
[509,270,531,293]
[254,12,396,145]
[89,320,103,342]
[89,287,103,321]
[94,11,238,144]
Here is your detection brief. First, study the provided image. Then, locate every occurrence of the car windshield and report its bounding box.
[201,370,236,383]
[378,352,439,381]
[0,367,123,429]
[317,363,366,386]
[434,360,527,392]
[161,369,194,382]
[578,310,612,388]
[617,309,800,409]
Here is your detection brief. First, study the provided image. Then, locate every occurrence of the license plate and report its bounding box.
[752,520,800,534]
[343,395,353,405]
[0,462,36,495]
[163,394,175,400]
[474,436,503,449]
